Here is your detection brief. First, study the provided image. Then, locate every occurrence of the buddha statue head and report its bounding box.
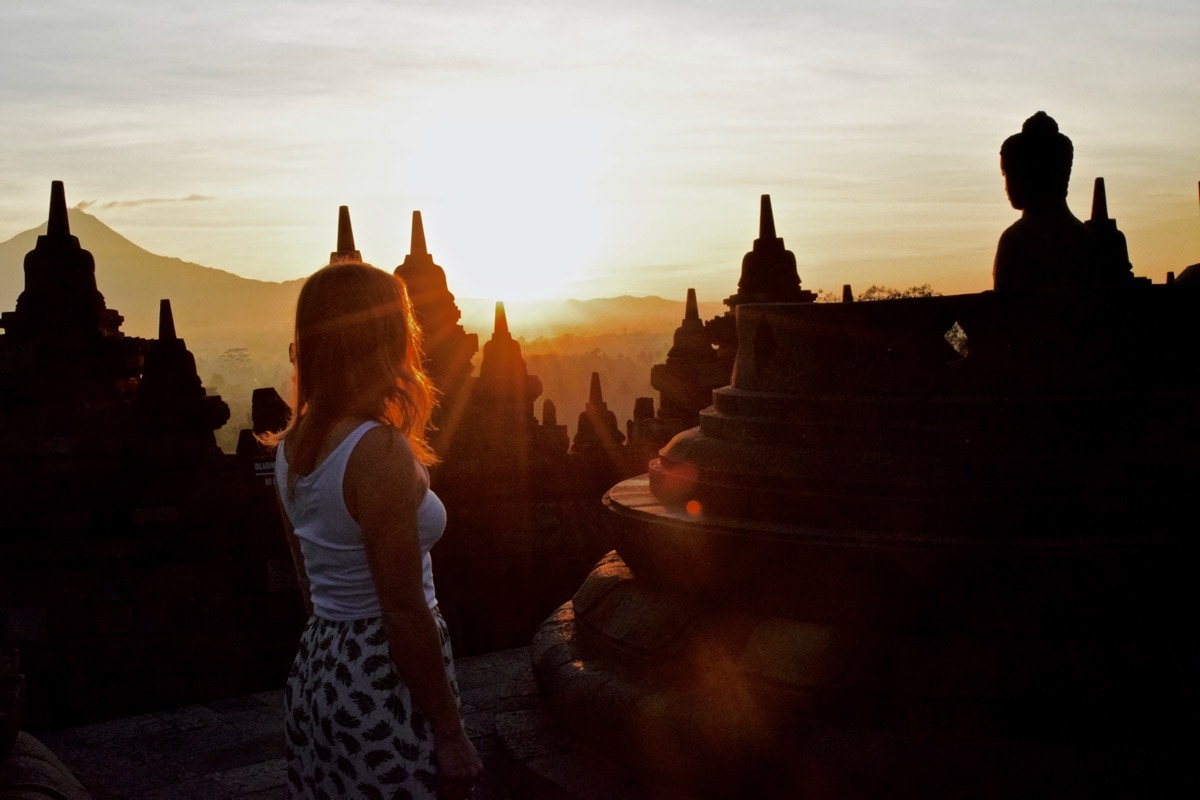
[1000,111,1074,210]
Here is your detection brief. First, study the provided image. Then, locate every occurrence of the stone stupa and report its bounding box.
[533,177,1199,797]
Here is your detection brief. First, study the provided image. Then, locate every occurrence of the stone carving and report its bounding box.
[536,398,570,458]
[394,210,478,416]
[571,372,624,457]
[236,386,292,486]
[3,181,123,340]
[993,111,1092,290]
[726,194,810,306]
[709,194,816,374]
[0,181,141,413]
[432,300,551,486]
[137,298,230,452]
[649,288,727,437]
[624,396,669,476]
[994,111,1138,291]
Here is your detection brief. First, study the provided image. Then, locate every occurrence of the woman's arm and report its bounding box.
[348,425,482,799]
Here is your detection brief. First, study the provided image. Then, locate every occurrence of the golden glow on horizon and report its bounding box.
[383,82,618,303]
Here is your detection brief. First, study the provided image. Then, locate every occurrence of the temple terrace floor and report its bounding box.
[30,646,671,800]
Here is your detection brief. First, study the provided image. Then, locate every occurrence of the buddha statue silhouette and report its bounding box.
[993,111,1099,291]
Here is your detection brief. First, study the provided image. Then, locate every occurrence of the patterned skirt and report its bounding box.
[284,609,459,800]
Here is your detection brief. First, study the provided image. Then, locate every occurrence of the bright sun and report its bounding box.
[384,80,618,304]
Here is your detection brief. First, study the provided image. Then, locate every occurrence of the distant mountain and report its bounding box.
[0,209,304,357]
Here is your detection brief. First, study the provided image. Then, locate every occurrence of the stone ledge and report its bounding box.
[0,731,92,800]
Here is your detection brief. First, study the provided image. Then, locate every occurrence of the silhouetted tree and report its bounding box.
[814,284,940,302]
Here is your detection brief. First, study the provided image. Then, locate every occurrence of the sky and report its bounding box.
[1,0,1198,304]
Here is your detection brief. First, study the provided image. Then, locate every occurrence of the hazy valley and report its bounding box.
[0,211,728,451]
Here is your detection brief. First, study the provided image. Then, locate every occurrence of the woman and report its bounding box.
[273,261,482,800]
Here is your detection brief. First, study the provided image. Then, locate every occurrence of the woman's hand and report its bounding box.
[435,729,483,800]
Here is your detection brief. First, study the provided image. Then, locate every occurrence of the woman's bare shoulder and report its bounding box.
[346,424,423,496]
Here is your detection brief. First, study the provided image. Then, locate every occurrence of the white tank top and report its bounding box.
[275,421,446,619]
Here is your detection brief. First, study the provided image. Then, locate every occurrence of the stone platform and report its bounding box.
[28,648,659,800]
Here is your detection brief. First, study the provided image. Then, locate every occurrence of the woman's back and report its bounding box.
[277,420,446,619]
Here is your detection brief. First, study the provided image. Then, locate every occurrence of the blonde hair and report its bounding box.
[275,262,437,495]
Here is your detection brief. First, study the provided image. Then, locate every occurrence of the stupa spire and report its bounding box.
[330,205,362,264]
[158,299,177,341]
[47,180,70,240]
[1090,177,1109,222]
[411,211,429,257]
[494,301,509,336]
[757,194,777,242]
[589,372,604,405]
[685,288,699,321]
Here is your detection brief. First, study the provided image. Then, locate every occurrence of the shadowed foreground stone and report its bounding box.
[0,733,91,800]
[535,284,1200,799]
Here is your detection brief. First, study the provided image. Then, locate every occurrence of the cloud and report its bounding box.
[73,194,212,211]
